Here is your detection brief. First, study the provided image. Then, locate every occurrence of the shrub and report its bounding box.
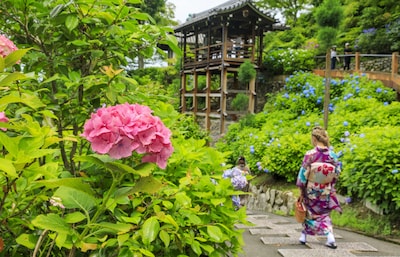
[238,60,256,83]
[217,72,400,215]
[231,93,249,111]
[262,49,316,75]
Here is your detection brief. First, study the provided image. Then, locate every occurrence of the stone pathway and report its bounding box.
[237,211,400,257]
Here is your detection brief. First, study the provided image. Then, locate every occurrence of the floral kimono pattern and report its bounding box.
[296,146,342,236]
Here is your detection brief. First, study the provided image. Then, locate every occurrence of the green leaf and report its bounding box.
[142,216,160,245]
[33,178,94,194]
[32,214,72,234]
[191,240,202,255]
[53,186,97,212]
[0,93,46,110]
[65,15,79,31]
[4,48,30,67]
[105,162,155,177]
[64,212,86,223]
[159,230,170,247]
[0,56,4,70]
[0,157,17,178]
[0,72,28,87]
[16,233,38,249]
[70,40,90,46]
[97,222,132,234]
[131,176,163,194]
[0,133,19,158]
[207,225,223,242]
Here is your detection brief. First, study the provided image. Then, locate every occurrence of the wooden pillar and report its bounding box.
[392,52,400,101]
[205,69,211,131]
[222,23,228,61]
[323,50,332,130]
[193,71,198,115]
[251,23,256,62]
[219,24,229,134]
[392,52,399,78]
[181,73,186,113]
[257,29,264,66]
[248,78,256,113]
[220,67,228,134]
[355,52,360,72]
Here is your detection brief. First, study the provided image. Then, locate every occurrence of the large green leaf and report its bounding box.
[105,162,155,177]
[64,211,86,224]
[32,213,72,234]
[16,233,38,249]
[76,155,155,177]
[65,15,79,31]
[0,157,17,178]
[53,186,97,212]
[4,48,30,67]
[96,222,132,234]
[0,72,28,87]
[0,93,45,110]
[0,132,19,158]
[142,216,160,245]
[206,225,223,242]
[0,56,4,70]
[33,178,94,194]
[159,230,170,248]
[131,176,163,194]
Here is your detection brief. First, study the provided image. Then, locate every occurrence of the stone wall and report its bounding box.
[243,184,296,215]
[359,57,396,73]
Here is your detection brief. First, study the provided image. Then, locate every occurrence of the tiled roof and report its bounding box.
[174,0,276,31]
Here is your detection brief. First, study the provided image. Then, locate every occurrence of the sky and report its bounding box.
[167,0,228,24]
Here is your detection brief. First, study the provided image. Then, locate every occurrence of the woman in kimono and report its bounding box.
[296,126,342,249]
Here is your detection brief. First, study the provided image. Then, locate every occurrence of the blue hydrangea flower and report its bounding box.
[376,88,382,93]
[343,121,349,126]
[306,121,311,126]
[392,169,399,175]
[359,134,365,138]
[344,131,350,137]
[264,169,269,173]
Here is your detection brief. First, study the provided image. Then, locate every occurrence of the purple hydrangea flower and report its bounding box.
[231,167,242,177]
[231,175,247,190]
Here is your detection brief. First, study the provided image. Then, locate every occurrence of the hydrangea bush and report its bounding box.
[0,4,248,256]
[216,72,400,214]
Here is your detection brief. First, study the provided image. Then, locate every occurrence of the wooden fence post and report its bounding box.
[355,52,360,72]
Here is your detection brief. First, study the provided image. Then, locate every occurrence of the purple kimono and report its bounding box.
[296,146,342,236]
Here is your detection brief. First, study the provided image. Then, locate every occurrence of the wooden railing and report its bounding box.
[184,43,254,67]
[313,52,400,93]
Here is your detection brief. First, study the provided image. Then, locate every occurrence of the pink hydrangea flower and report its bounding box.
[0,112,9,131]
[0,35,18,58]
[81,103,174,169]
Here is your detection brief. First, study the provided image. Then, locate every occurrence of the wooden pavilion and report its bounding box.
[174,0,278,134]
